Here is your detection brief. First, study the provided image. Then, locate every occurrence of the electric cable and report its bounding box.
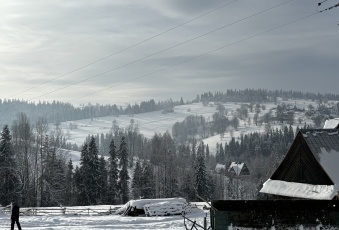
[27,0,294,101]
[8,0,239,99]
[65,12,318,103]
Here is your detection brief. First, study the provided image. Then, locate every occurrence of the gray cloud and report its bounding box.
[0,0,338,106]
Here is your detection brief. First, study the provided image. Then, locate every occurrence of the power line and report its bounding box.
[318,2,339,12]
[8,0,239,99]
[67,11,318,104]
[27,0,294,101]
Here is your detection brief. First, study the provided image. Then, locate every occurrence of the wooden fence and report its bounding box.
[2,206,122,216]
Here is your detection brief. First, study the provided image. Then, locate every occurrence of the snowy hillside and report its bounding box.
[59,98,323,165]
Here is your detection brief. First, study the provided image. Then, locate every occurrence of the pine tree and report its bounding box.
[98,155,108,204]
[108,139,119,204]
[40,135,51,206]
[0,125,19,205]
[73,165,82,205]
[166,149,179,198]
[194,153,209,201]
[141,162,155,198]
[205,144,210,169]
[131,160,143,199]
[219,144,225,164]
[40,135,67,207]
[65,159,74,206]
[87,136,100,204]
[78,143,90,205]
[181,172,196,202]
[118,136,130,204]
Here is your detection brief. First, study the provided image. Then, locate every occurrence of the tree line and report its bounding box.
[0,98,182,130]
[0,112,214,206]
[0,111,299,207]
[198,89,339,104]
[2,89,338,134]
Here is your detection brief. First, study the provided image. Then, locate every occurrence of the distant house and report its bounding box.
[260,129,339,200]
[215,163,226,174]
[227,162,250,177]
[324,118,339,129]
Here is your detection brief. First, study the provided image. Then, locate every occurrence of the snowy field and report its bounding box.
[57,99,322,164]
[0,205,208,230]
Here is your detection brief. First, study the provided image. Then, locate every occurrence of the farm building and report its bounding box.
[260,129,339,200]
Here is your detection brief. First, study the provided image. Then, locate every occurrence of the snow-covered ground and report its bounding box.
[57,99,323,165]
[0,205,208,230]
[59,102,219,146]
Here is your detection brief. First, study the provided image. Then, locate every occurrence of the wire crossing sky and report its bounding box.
[8,0,240,99]
[27,0,294,102]
[0,0,338,106]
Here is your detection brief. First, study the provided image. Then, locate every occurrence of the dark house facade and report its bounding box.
[260,129,339,200]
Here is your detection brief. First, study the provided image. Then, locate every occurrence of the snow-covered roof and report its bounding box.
[260,179,337,200]
[318,147,339,188]
[215,163,226,173]
[302,130,339,188]
[228,162,244,176]
[123,198,186,210]
[324,118,339,129]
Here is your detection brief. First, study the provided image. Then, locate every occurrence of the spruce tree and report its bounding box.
[73,165,83,205]
[181,172,196,202]
[87,136,100,204]
[48,153,66,206]
[205,144,210,169]
[40,135,51,206]
[194,153,209,201]
[79,143,90,205]
[98,155,108,204]
[0,125,19,205]
[108,139,119,204]
[118,136,130,204]
[141,162,155,199]
[65,159,74,206]
[131,160,143,199]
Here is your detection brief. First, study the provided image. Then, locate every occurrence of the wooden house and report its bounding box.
[227,162,250,177]
[260,129,339,200]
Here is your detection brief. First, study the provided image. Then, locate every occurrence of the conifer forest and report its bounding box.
[0,89,338,207]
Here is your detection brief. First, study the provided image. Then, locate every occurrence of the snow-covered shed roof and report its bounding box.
[324,118,339,129]
[261,179,337,200]
[261,129,339,200]
[228,162,244,176]
[228,162,250,176]
[215,163,226,173]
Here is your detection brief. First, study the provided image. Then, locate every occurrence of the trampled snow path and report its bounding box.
[0,209,208,230]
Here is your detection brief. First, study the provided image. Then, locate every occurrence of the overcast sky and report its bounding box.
[0,0,338,106]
